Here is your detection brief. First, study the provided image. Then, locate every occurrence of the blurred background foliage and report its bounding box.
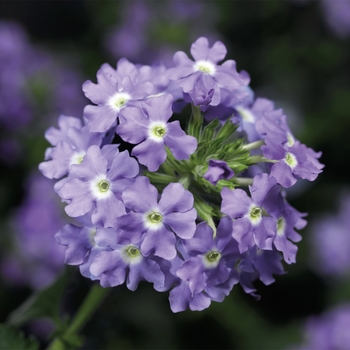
[0,1,349,349]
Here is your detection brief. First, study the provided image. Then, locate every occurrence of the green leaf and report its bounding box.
[0,324,39,350]
[8,267,74,327]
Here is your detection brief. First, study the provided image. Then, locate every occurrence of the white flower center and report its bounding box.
[144,210,163,230]
[121,245,143,265]
[194,60,216,75]
[203,250,221,268]
[90,175,112,199]
[248,205,262,226]
[108,92,131,111]
[285,152,298,168]
[148,121,167,142]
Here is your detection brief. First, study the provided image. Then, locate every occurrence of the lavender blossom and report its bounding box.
[177,218,240,296]
[203,159,234,185]
[236,98,282,142]
[83,62,153,132]
[262,139,323,188]
[166,37,250,107]
[0,21,34,129]
[263,185,306,264]
[89,242,166,291]
[292,303,350,350]
[309,193,350,278]
[221,174,277,253]
[169,280,212,312]
[116,177,197,260]
[39,123,103,180]
[238,247,285,297]
[58,145,139,227]
[117,94,197,171]
[321,0,350,38]
[1,172,65,289]
[55,214,111,281]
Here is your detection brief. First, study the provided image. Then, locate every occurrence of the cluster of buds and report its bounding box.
[39,37,323,312]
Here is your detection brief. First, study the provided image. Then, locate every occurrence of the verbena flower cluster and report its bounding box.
[39,37,323,312]
[0,20,86,165]
[289,303,350,350]
[309,192,350,279]
[0,172,65,290]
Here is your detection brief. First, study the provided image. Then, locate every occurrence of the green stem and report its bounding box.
[188,104,203,139]
[47,285,109,350]
[191,103,202,123]
[179,175,191,189]
[193,192,217,236]
[248,155,277,165]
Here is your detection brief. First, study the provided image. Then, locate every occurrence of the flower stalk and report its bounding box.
[47,285,109,350]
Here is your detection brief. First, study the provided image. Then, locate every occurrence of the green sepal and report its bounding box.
[8,266,74,327]
[187,105,203,139]
[215,179,237,191]
[215,117,239,141]
[164,147,190,174]
[199,119,221,142]
[144,171,177,190]
[0,324,39,350]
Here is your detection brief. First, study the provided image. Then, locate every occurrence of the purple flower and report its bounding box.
[262,139,323,188]
[238,247,285,297]
[221,173,277,253]
[1,172,66,289]
[309,193,350,278]
[263,185,306,264]
[57,213,167,290]
[253,105,323,188]
[116,94,197,171]
[235,98,282,142]
[166,37,250,107]
[169,280,212,313]
[203,159,234,185]
[83,61,153,132]
[44,115,83,146]
[177,218,240,296]
[116,176,197,260]
[56,222,97,266]
[168,219,240,312]
[39,121,103,180]
[89,242,166,291]
[321,0,350,38]
[55,214,112,281]
[92,224,180,291]
[57,145,139,227]
[295,303,350,350]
